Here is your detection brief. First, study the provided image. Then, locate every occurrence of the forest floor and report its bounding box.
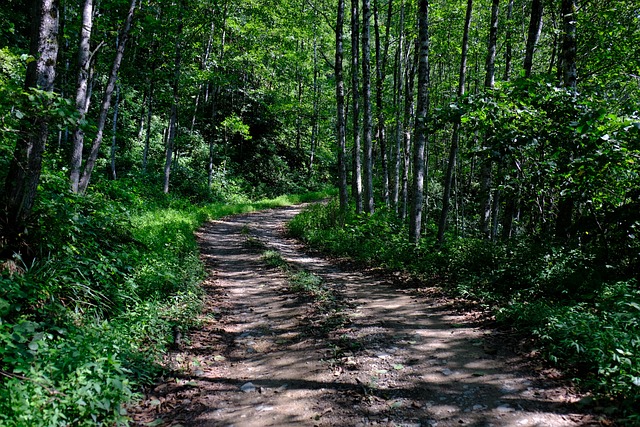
[130,204,603,427]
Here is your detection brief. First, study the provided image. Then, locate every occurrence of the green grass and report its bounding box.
[0,175,332,426]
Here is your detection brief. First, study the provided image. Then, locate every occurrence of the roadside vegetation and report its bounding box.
[0,172,331,426]
[289,200,640,423]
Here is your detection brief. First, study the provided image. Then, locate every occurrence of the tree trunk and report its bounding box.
[336,0,349,211]
[555,0,577,240]
[409,0,430,243]
[523,0,544,78]
[110,83,120,180]
[77,0,136,194]
[392,0,405,212]
[69,0,94,193]
[362,0,374,214]
[142,83,153,172]
[503,0,513,81]
[401,46,416,220]
[374,0,392,207]
[163,1,184,194]
[479,0,499,237]
[437,0,472,245]
[3,0,59,236]
[351,0,363,213]
[484,0,499,89]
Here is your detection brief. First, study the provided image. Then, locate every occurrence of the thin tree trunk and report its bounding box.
[392,0,405,212]
[437,0,472,244]
[3,0,59,233]
[401,46,416,220]
[164,1,184,194]
[555,0,577,240]
[142,83,153,171]
[69,0,94,193]
[523,0,544,78]
[374,0,392,207]
[78,0,136,194]
[362,0,374,214]
[351,0,363,213]
[409,0,430,243]
[110,83,120,180]
[309,21,319,176]
[503,0,513,81]
[479,0,499,237]
[336,0,349,211]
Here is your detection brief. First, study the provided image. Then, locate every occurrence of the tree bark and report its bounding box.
[69,0,94,193]
[555,0,577,240]
[351,0,363,213]
[503,0,513,81]
[437,0,472,244]
[392,0,405,212]
[77,0,136,194]
[110,83,120,180]
[362,0,375,214]
[523,0,544,78]
[163,1,184,194]
[479,0,499,238]
[336,0,349,211]
[409,0,430,243]
[3,0,59,235]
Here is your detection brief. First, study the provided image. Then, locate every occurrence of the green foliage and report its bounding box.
[0,175,329,425]
[292,201,640,416]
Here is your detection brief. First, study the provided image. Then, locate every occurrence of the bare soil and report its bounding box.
[130,204,602,427]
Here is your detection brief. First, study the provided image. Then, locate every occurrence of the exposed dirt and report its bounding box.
[130,204,603,427]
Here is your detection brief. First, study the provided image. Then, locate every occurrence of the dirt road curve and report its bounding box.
[131,204,599,427]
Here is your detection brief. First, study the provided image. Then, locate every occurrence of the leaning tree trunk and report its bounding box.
[335,0,349,211]
[409,0,430,244]
[69,0,94,193]
[3,0,59,236]
[437,0,472,244]
[362,0,375,214]
[77,0,136,194]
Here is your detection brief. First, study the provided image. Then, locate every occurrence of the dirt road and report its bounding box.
[131,204,599,427]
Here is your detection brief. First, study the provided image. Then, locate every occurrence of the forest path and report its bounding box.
[131,204,598,427]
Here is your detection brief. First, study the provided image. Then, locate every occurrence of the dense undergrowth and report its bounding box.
[288,200,640,423]
[0,169,331,426]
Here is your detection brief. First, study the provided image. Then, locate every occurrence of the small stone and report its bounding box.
[496,404,513,412]
[441,368,453,376]
[240,382,256,393]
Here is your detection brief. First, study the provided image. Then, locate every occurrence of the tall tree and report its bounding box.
[479,0,499,238]
[554,0,577,239]
[523,0,544,78]
[69,0,94,193]
[77,0,137,194]
[362,0,375,214]
[409,0,430,243]
[351,0,363,213]
[335,0,349,211]
[437,0,472,244]
[163,0,184,194]
[3,0,59,235]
